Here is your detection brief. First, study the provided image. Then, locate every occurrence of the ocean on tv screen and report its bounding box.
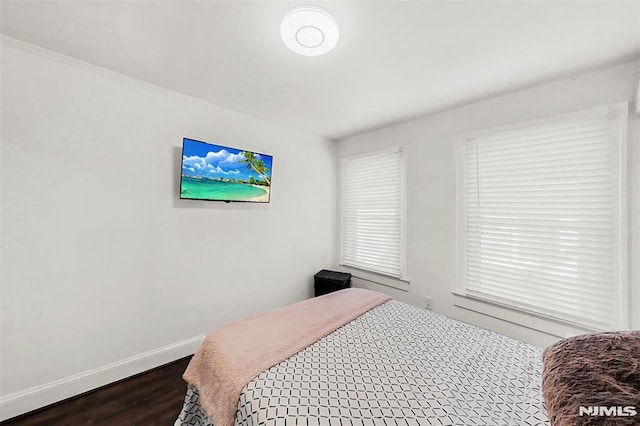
[180,138,272,203]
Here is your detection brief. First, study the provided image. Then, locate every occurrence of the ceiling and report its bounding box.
[1,1,639,140]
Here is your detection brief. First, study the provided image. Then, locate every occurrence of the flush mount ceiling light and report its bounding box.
[280,6,339,56]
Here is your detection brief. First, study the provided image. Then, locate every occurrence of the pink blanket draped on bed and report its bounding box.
[182,288,392,426]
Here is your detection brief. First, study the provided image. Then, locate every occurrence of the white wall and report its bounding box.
[0,37,336,418]
[337,61,640,349]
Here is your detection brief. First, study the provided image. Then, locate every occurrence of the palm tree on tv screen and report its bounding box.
[240,151,271,185]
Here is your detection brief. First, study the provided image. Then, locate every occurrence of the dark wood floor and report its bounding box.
[2,356,192,426]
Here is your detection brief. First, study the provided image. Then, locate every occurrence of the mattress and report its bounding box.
[176,300,549,425]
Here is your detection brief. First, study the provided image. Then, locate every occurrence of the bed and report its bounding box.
[176,289,549,426]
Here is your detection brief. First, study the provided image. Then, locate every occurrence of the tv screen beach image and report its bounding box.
[180,138,272,203]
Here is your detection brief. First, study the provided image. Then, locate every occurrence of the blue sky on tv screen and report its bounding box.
[181,138,273,182]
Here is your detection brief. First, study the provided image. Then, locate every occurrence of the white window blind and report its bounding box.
[341,148,405,278]
[458,104,627,331]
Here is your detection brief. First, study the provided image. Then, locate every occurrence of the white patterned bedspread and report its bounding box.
[176,300,549,425]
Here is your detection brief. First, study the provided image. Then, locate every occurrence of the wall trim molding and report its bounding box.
[0,35,323,140]
[0,334,205,421]
[0,34,220,110]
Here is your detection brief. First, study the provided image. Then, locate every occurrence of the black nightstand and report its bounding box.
[314,270,351,297]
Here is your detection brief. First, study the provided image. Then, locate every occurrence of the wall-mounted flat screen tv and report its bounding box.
[180,138,272,203]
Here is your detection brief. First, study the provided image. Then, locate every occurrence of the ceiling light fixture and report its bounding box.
[280,6,339,56]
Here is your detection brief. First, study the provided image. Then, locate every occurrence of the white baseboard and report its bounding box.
[0,334,205,421]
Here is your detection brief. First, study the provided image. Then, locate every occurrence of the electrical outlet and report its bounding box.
[424,297,434,310]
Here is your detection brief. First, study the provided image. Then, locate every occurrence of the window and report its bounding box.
[456,103,628,331]
[341,147,406,278]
